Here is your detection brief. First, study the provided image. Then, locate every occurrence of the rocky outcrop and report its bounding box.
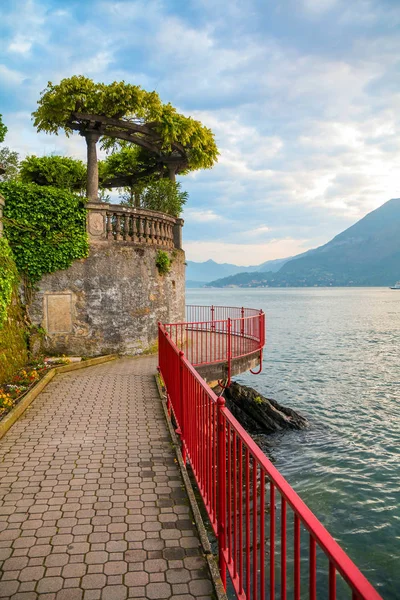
[221,381,307,434]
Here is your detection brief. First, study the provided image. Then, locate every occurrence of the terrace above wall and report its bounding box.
[86,201,184,250]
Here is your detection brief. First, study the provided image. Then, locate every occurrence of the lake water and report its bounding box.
[186,287,400,599]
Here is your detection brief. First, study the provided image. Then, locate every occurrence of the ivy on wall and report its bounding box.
[0,181,89,284]
[0,238,18,328]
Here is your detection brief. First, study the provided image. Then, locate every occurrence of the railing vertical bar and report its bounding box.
[227,423,232,565]
[246,448,251,597]
[329,563,336,600]
[310,535,317,600]
[233,431,238,579]
[294,514,301,600]
[239,439,244,595]
[253,457,258,600]
[281,497,287,600]
[270,481,275,600]
[260,469,265,600]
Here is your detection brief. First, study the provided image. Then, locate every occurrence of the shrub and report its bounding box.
[0,181,89,284]
[156,250,171,275]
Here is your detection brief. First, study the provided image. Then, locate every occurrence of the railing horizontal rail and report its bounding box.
[158,305,382,600]
[165,305,265,370]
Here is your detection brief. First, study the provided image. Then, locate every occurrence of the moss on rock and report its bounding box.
[0,289,28,385]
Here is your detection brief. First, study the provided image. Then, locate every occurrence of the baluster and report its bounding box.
[168,224,173,248]
[139,216,145,243]
[155,220,161,245]
[115,214,122,241]
[150,219,156,244]
[127,214,132,241]
[121,214,127,241]
[106,213,113,240]
[160,221,165,246]
[129,214,134,242]
[132,215,138,243]
[145,218,151,243]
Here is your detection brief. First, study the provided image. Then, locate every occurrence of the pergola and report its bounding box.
[66,112,190,197]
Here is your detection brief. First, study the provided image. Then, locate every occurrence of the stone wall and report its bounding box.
[28,243,185,356]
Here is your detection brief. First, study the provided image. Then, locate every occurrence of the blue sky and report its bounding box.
[1,0,400,265]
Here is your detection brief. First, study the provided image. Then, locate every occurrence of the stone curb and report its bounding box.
[0,354,118,440]
[154,374,228,600]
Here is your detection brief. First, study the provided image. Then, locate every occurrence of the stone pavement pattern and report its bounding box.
[0,357,214,599]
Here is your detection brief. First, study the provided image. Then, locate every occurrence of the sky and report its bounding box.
[1,0,400,265]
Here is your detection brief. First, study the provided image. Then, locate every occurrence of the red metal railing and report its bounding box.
[158,305,382,600]
[164,305,265,383]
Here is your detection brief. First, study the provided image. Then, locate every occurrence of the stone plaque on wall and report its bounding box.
[45,294,73,334]
[88,211,105,237]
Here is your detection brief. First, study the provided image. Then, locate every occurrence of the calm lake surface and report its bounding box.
[186,287,400,598]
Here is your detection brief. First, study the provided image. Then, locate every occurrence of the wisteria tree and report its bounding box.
[33,76,219,201]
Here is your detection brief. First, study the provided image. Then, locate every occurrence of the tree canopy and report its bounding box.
[20,155,86,193]
[0,147,19,182]
[0,115,7,144]
[32,76,219,200]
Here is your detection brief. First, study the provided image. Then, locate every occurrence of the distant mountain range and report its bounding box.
[188,198,400,288]
[186,256,293,287]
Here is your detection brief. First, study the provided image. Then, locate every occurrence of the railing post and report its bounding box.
[217,395,227,589]
[241,306,244,336]
[227,317,232,386]
[178,351,187,463]
[211,305,215,332]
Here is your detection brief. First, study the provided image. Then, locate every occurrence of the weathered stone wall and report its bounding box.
[28,243,185,356]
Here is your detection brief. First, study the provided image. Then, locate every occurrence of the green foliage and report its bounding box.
[0,181,89,284]
[0,147,20,182]
[140,179,187,217]
[33,76,219,172]
[102,146,143,179]
[20,155,86,193]
[155,250,172,276]
[0,114,7,143]
[0,239,18,328]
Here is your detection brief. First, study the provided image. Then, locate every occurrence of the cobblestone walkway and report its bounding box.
[0,357,214,600]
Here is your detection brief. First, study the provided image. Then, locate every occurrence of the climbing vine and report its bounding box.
[0,181,89,285]
[0,238,18,328]
[155,250,172,275]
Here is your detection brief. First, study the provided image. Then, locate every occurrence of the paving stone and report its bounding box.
[82,574,107,589]
[146,582,172,599]
[0,358,214,599]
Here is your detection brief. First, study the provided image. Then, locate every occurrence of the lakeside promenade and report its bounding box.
[0,357,214,599]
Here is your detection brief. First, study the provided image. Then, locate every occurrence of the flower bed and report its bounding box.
[0,357,70,420]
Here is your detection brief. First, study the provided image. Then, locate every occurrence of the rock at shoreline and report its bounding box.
[220,381,308,434]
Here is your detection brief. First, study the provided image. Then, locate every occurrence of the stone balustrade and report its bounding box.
[87,202,184,250]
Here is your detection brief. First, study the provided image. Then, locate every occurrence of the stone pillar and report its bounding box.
[173,218,184,250]
[0,193,4,238]
[86,202,109,242]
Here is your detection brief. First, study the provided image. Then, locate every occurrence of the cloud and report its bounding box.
[184,238,312,265]
[184,209,222,223]
[302,0,339,14]
[1,0,400,263]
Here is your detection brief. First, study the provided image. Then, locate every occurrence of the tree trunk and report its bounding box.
[85,131,101,202]
[167,164,176,182]
[134,189,140,208]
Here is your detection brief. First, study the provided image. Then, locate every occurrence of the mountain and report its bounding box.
[186,256,293,284]
[208,199,400,287]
